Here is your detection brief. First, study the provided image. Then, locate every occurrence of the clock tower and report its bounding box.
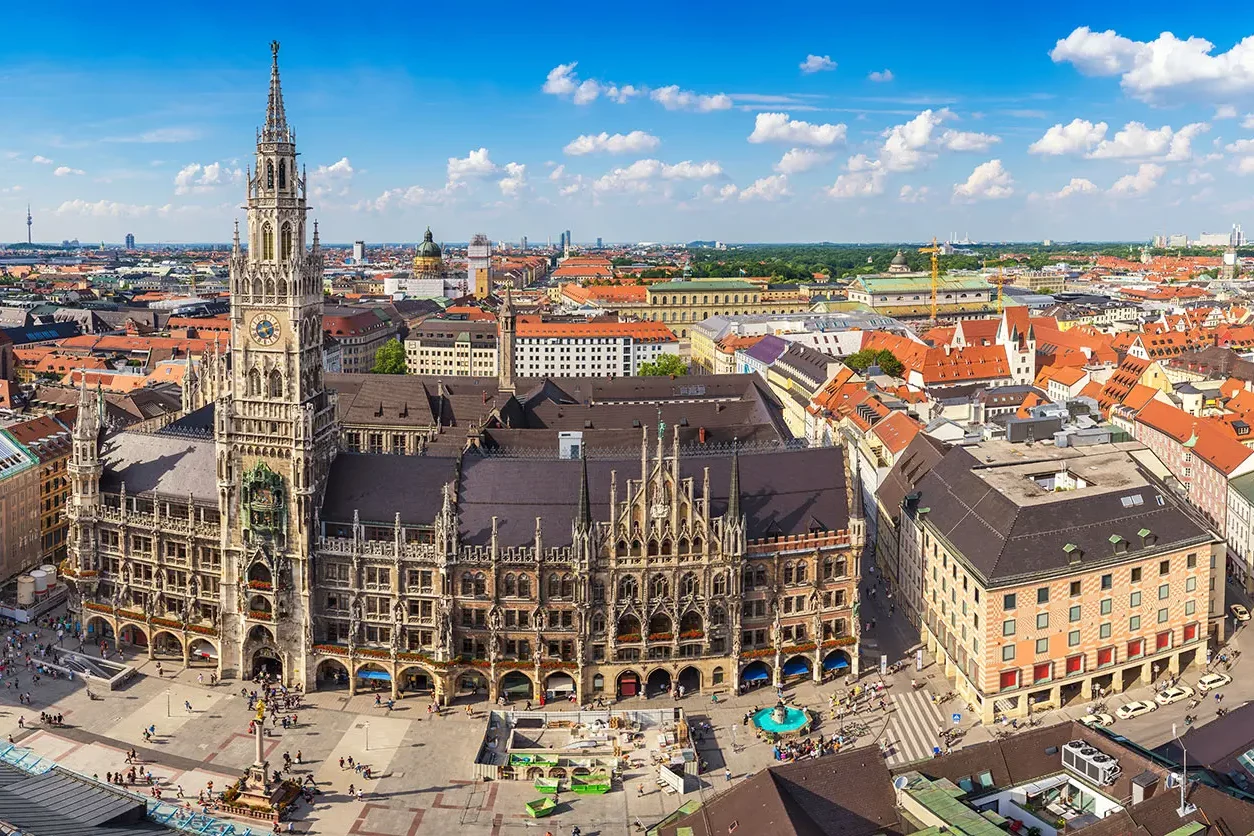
[217,42,337,688]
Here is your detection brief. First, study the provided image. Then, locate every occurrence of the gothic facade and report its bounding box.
[64,44,862,704]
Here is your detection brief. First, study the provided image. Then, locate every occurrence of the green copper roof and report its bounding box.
[647,280,759,292]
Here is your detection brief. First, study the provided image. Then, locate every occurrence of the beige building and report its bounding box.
[0,429,41,582]
[642,281,810,340]
[907,441,1223,722]
[405,319,498,376]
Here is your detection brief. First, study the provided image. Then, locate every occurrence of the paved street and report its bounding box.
[2,579,1249,835]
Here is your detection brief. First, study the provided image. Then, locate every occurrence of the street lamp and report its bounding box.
[166,689,171,718]
[364,722,370,752]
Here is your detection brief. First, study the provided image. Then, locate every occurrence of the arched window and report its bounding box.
[267,369,283,399]
[753,566,767,588]
[548,574,560,600]
[592,580,605,603]
[504,574,516,597]
[618,576,638,601]
[823,557,834,579]
[647,540,659,557]
[681,573,698,597]
[616,540,628,557]
[518,575,531,599]
[252,278,263,297]
[460,573,474,596]
[261,223,274,261]
[246,368,261,397]
[710,604,726,626]
[649,574,669,600]
[280,223,292,261]
[784,562,795,585]
[712,574,727,596]
[560,574,574,598]
[278,160,287,190]
[692,537,703,553]
[473,573,486,597]
[742,567,754,590]
[795,561,807,583]
[591,613,605,634]
[266,161,274,189]
[277,278,287,297]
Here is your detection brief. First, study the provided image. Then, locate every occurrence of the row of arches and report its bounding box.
[615,610,713,639]
[614,536,706,558]
[245,367,286,398]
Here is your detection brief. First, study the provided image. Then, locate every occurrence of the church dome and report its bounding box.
[416,227,442,258]
[890,249,908,267]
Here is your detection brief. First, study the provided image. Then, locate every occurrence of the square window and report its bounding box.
[1068,630,1080,647]
[1002,645,1015,661]
[1100,598,1112,615]
[1132,567,1143,583]
[1036,638,1049,654]
[1101,573,1113,590]
[1131,591,1142,607]
[1160,560,1170,576]
[1069,605,1081,622]
[1187,553,1197,569]
[1100,622,1112,639]
[1158,608,1169,624]
[1036,613,1049,630]
[1070,580,1081,597]
[1003,593,1016,610]
[1159,584,1170,600]
[1003,619,1015,636]
[1185,600,1196,616]
[1186,577,1197,592]
[1037,587,1050,605]
[1130,615,1141,631]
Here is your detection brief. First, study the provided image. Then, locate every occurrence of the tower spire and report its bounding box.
[727,439,741,525]
[263,40,290,143]
[576,445,591,534]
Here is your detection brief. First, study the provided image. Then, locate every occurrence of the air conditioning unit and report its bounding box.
[1063,742,1121,786]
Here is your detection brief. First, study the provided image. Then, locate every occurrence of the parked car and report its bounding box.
[1197,673,1233,693]
[1079,712,1115,728]
[1116,700,1159,719]
[1231,603,1250,622]
[1155,685,1195,706]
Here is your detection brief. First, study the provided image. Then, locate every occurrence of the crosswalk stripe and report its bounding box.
[886,690,947,765]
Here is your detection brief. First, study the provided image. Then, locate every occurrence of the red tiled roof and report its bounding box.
[870,411,921,455]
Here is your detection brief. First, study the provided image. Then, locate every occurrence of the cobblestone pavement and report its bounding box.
[6,587,1254,834]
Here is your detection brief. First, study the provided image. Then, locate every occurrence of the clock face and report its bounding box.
[251,314,280,346]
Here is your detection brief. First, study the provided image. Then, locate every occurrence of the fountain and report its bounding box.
[751,699,812,739]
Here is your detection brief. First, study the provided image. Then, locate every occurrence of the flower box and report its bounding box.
[740,648,774,659]
[152,617,182,629]
[117,610,145,621]
[313,644,349,656]
[785,642,817,654]
[84,601,111,613]
[247,610,273,621]
[247,580,273,591]
[188,624,219,636]
[647,633,673,642]
[356,647,390,659]
[616,634,641,643]
[679,630,705,640]
[539,660,576,671]
[822,636,856,648]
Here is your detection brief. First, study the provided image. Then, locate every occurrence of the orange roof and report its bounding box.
[443,307,496,322]
[1121,384,1160,413]
[1015,391,1048,419]
[1226,388,1254,419]
[560,283,648,305]
[861,331,1010,385]
[1097,355,1151,415]
[1191,423,1254,475]
[1050,366,1086,386]
[1078,380,1103,400]
[870,410,921,455]
[515,321,676,342]
[1221,378,1247,399]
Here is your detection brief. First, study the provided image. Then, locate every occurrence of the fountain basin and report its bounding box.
[751,705,812,738]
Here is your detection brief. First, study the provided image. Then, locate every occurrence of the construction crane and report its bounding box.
[918,237,941,321]
[995,266,1006,314]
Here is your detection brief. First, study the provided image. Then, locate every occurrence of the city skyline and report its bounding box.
[4,0,1254,243]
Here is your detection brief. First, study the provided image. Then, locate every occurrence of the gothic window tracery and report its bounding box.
[278,160,287,190]
[649,574,669,600]
[280,223,292,261]
[267,369,283,399]
[266,161,274,190]
[261,223,274,261]
[247,369,262,397]
[618,576,638,601]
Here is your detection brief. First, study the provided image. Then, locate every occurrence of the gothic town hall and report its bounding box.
[63,45,863,705]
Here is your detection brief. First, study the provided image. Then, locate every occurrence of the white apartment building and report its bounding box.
[514,321,678,378]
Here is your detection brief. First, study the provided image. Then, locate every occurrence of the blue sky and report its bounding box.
[3,0,1254,244]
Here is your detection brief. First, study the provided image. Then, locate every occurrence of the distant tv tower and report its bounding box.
[26,205,31,245]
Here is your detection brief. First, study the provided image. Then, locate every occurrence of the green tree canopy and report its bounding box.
[638,354,687,377]
[371,338,407,374]
[843,348,904,378]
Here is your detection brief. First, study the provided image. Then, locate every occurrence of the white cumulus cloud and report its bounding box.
[1028,118,1109,155]
[173,161,243,195]
[498,162,528,196]
[868,69,894,83]
[939,129,1000,152]
[775,148,830,174]
[54,199,162,218]
[898,185,928,203]
[310,157,355,197]
[953,159,1014,201]
[447,148,498,181]
[1216,105,1239,120]
[31,155,52,165]
[1109,162,1165,194]
[53,166,84,177]
[827,155,885,198]
[739,174,790,201]
[1051,27,1254,102]
[748,112,847,147]
[1086,121,1208,161]
[799,54,836,74]
[563,131,661,156]
[592,159,722,194]
[650,85,732,112]
[542,63,729,112]
[1048,177,1099,199]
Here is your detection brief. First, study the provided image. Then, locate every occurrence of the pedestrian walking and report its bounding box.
[724,768,732,782]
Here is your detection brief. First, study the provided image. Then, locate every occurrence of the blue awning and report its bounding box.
[357,670,391,681]
[823,654,850,671]
[742,666,770,682]
[783,658,811,676]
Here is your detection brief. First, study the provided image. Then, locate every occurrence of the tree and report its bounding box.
[371,338,407,374]
[843,348,904,378]
[638,354,687,377]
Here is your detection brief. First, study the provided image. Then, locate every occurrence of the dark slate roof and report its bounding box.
[2,321,80,345]
[322,454,459,526]
[915,445,1213,584]
[0,761,175,834]
[1156,700,1254,774]
[875,432,949,520]
[456,446,848,548]
[745,333,789,365]
[659,748,904,836]
[156,402,214,438]
[320,446,850,547]
[100,432,217,501]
